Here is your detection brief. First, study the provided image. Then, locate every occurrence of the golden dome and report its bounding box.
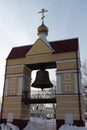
[37,24,48,35]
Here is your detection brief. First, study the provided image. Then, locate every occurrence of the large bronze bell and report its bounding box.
[32,69,53,90]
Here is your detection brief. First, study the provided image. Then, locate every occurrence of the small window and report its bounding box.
[10,78,16,84]
[64,74,70,80]
[65,84,71,91]
[10,88,15,93]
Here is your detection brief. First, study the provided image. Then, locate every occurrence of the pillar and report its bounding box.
[1,64,31,128]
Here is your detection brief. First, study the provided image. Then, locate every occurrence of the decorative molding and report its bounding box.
[10,78,16,84]
[61,81,74,84]
[64,84,71,92]
[56,69,77,74]
[7,65,25,68]
[10,88,16,93]
[6,74,31,80]
[64,73,70,80]
[6,74,24,77]
[56,59,77,64]
[7,65,32,72]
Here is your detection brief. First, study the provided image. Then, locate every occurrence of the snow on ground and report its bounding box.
[0,123,19,130]
[59,125,87,130]
[0,118,87,130]
[23,117,56,130]
[23,117,87,130]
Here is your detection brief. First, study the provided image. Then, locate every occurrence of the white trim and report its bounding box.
[7,65,25,68]
[4,78,8,96]
[79,72,82,93]
[56,59,77,64]
[56,72,61,94]
[6,74,24,77]
[5,102,21,104]
[4,96,21,98]
[56,69,77,74]
[6,74,31,80]
[3,108,21,110]
[74,73,78,93]
[7,65,32,72]
[17,76,24,95]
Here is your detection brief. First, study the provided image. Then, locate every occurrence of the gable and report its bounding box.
[26,39,53,56]
[7,38,78,59]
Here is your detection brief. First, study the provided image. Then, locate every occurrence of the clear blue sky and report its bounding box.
[0,0,87,96]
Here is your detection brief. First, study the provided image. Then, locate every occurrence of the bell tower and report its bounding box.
[1,9,84,129]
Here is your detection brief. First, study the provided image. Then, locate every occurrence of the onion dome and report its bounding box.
[37,23,48,35]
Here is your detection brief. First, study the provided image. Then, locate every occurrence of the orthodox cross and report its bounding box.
[38,9,48,24]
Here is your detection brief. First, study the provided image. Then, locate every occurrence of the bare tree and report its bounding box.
[81,59,87,119]
[81,59,87,86]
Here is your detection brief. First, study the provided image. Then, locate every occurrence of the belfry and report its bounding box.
[1,9,84,129]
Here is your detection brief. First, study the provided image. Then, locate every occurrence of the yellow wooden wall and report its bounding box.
[2,65,31,119]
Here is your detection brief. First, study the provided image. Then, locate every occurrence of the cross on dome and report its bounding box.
[37,9,52,49]
[38,8,48,24]
[38,9,49,35]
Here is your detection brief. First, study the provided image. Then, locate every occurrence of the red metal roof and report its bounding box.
[50,38,78,54]
[7,38,78,59]
[7,45,32,59]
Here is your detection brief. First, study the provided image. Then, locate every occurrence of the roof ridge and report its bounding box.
[49,37,78,43]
